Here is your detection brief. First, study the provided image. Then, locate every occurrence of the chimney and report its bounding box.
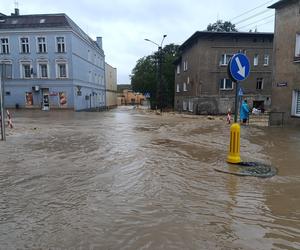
[11,8,19,16]
[96,37,102,49]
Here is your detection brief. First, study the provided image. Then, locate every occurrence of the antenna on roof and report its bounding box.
[13,0,20,16]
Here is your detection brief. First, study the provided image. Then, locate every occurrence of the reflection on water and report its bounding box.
[0,108,299,249]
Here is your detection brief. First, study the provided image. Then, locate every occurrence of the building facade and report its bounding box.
[105,63,117,109]
[117,85,145,106]
[0,10,105,111]
[269,0,300,126]
[174,31,274,115]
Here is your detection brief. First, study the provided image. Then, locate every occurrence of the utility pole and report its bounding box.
[0,67,5,141]
[144,35,167,113]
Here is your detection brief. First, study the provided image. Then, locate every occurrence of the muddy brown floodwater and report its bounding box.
[0,107,299,250]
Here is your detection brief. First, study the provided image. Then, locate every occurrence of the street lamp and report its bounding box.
[144,34,167,112]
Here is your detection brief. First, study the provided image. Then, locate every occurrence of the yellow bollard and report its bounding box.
[227,123,241,164]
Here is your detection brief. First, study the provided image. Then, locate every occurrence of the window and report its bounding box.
[39,63,48,78]
[264,55,269,66]
[183,82,187,91]
[176,65,180,74]
[183,60,188,71]
[0,38,9,54]
[0,61,12,78]
[292,90,300,116]
[56,63,68,78]
[220,54,233,65]
[21,63,31,78]
[56,37,65,53]
[254,54,259,66]
[188,100,193,112]
[37,37,47,53]
[20,37,30,53]
[176,83,180,93]
[295,34,300,57]
[183,100,187,111]
[25,92,34,106]
[220,78,233,90]
[187,77,190,84]
[256,78,264,89]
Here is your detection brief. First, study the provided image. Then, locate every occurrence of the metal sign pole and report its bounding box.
[234,81,239,123]
[0,72,6,141]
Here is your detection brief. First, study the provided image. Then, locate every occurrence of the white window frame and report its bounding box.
[176,64,180,74]
[0,60,13,78]
[220,54,233,66]
[188,100,193,112]
[256,78,264,90]
[56,36,66,53]
[176,83,180,93]
[183,100,187,111]
[0,37,10,54]
[55,60,68,78]
[183,82,187,91]
[183,60,188,71]
[291,90,300,117]
[295,34,300,57]
[263,54,269,66]
[37,61,49,78]
[20,61,32,79]
[20,37,30,53]
[254,54,259,66]
[36,36,47,53]
[220,78,233,90]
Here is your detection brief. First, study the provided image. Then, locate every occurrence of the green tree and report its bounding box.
[207,20,237,32]
[131,43,179,109]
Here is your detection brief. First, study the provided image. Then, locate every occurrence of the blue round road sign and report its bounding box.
[229,53,250,82]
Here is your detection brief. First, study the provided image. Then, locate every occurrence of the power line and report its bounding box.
[230,0,276,21]
[250,19,274,31]
[234,9,272,25]
[237,14,274,30]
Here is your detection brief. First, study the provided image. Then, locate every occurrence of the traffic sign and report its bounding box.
[228,53,250,82]
[238,87,244,96]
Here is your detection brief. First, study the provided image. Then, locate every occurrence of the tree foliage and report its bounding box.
[131,43,180,109]
[207,20,237,32]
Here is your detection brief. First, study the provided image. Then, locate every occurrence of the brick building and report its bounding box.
[269,0,300,126]
[174,31,273,115]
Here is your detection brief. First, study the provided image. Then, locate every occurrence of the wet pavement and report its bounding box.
[0,107,299,250]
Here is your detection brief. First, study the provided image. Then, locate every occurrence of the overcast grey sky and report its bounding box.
[1,0,277,84]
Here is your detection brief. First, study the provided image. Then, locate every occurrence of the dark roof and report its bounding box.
[0,14,69,29]
[268,0,297,9]
[117,84,132,92]
[0,13,103,53]
[180,31,274,51]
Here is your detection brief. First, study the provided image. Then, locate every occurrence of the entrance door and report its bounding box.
[42,88,50,111]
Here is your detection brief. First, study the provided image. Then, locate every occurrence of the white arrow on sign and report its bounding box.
[235,57,245,78]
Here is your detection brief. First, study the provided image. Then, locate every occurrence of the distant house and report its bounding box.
[117,85,144,105]
[268,0,300,126]
[0,9,105,111]
[105,63,117,109]
[174,31,273,114]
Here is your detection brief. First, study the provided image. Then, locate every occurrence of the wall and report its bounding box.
[0,25,106,111]
[175,33,273,114]
[271,1,300,126]
[105,63,117,108]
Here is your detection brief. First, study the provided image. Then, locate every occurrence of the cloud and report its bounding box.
[2,0,275,84]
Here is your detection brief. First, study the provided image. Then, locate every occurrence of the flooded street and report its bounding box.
[0,107,299,250]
